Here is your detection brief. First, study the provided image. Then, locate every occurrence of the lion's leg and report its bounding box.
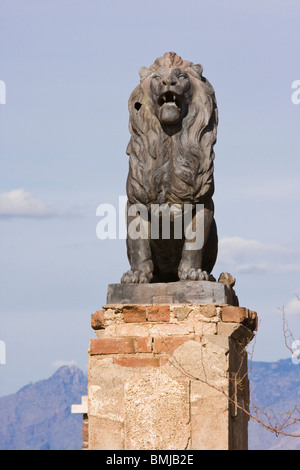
[121,237,154,283]
[178,203,215,281]
[121,209,154,284]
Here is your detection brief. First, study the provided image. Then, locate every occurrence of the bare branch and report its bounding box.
[159,320,300,439]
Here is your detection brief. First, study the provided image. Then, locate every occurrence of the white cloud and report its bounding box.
[285,297,300,315]
[218,236,289,265]
[0,189,55,217]
[217,236,300,274]
[219,236,293,257]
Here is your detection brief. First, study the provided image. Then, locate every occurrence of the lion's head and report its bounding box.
[149,64,192,126]
[126,52,218,208]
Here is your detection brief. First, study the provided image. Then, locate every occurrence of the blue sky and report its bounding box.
[0,0,300,396]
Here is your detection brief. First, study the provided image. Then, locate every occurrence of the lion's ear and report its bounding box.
[187,64,203,79]
[139,66,151,81]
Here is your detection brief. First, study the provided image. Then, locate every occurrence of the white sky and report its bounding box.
[0,0,300,396]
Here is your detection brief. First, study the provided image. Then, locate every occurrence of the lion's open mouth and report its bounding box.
[158,91,181,110]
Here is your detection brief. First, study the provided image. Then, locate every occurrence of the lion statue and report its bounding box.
[121,52,218,284]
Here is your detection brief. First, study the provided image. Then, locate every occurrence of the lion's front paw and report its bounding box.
[121,269,153,284]
[178,268,213,281]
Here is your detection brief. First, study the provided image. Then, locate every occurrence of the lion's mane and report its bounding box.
[126,52,218,209]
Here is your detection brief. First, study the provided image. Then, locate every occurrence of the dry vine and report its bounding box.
[163,309,300,439]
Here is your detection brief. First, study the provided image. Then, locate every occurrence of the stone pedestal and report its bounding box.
[85,281,257,450]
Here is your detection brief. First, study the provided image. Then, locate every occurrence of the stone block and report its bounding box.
[171,306,192,321]
[198,304,219,318]
[98,307,124,327]
[218,322,254,345]
[88,416,124,450]
[104,323,150,338]
[88,357,136,428]
[190,381,229,450]
[124,370,190,450]
[166,338,229,387]
[193,320,217,337]
[107,280,238,305]
[149,322,193,336]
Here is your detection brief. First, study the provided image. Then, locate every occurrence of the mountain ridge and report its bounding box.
[0,359,299,450]
[0,365,87,450]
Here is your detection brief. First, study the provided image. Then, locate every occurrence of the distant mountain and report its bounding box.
[0,366,87,450]
[248,359,300,450]
[0,360,299,450]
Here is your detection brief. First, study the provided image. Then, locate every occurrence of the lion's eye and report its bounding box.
[152,75,161,81]
[178,74,188,80]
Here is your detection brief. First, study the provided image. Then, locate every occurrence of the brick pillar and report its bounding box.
[86,302,257,450]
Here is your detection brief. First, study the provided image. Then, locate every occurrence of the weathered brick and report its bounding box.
[123,305,147,323]
[91,310,105,330]
[153,336,193,354]
[136,336,152,352]
[147,305,170,322]
[221,306,258,331]
[89,337,135,355]
[113,356,160,368]
[221,306,246,323]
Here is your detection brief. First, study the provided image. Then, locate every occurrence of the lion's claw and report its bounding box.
[178,268,211,281]
[121,269,153,284]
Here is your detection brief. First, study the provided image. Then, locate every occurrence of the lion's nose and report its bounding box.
[162,76,177,87]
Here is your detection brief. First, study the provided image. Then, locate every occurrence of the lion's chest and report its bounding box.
[127,135,205,206]
[140,152,196,205]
